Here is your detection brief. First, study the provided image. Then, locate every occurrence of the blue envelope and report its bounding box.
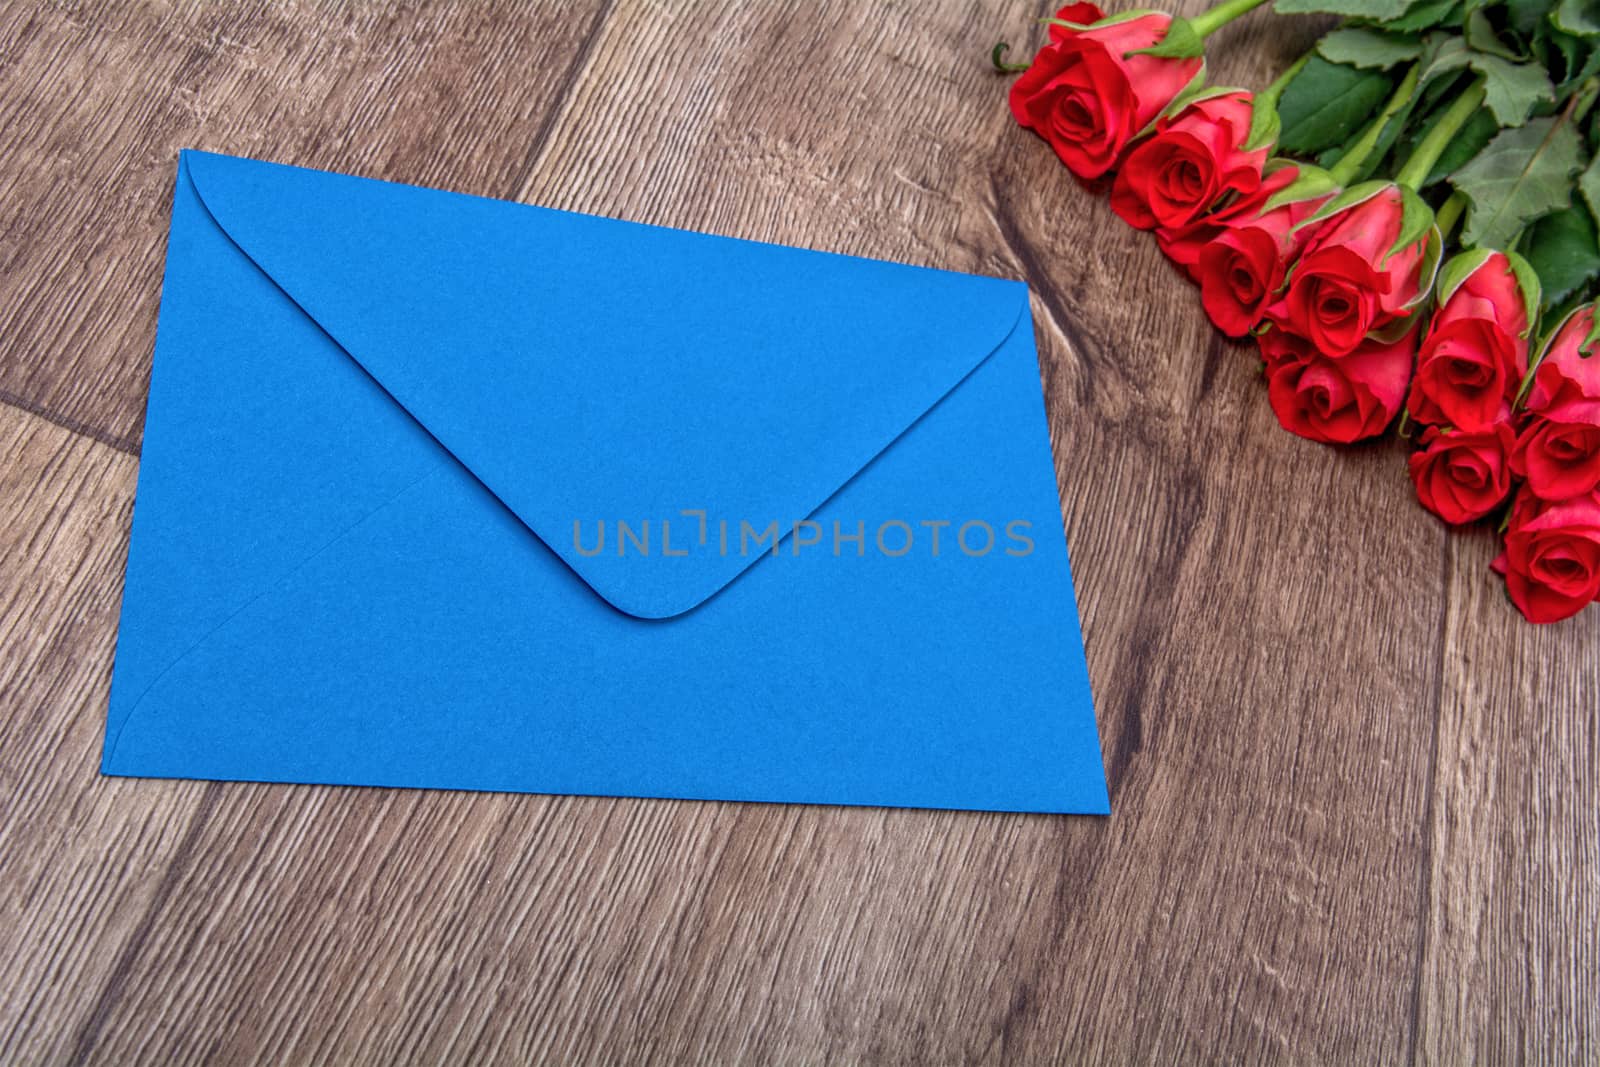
[101,150,1109,814]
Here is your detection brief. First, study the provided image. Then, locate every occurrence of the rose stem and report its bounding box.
[1571,78,1600,124]
[1189,0,1273,39]
[1256,50,1312,111]
[1326,63,1421,187]
[1393,77,1487,190]
[1433,191,1467,244]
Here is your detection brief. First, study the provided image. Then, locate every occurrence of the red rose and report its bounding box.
[1155,162,1301,278]
[1110,90,1269,231]
[1264,185,1431,358]
[1197,179,1331,337]
[1408,423,1515,524]
[1262,324,1416,444]
[1406,251,1531,432]
[1009,3,1203,180]
[1511,399,1600,501]
[1492,488,1600,623]
[1525,304,1600,413]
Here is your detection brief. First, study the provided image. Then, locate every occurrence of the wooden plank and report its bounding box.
[0,0,612,452]
[0,405,215,1066]
[1415,529,1600,1063]
[0,0,1596,1062]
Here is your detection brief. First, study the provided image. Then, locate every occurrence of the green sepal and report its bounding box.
[1143,63,1211,136]
[1161,84,1266,149]
[991,42,1030,73]
[1517,300,1595,408]
[1042,8,1159,31]
[1432,245,1540,337]
[1263,162,1341,211]
[1125,15,1205,59]
[1434,246,1498,306]
[1402,221,1446,312]
[1368,307,1427,344]
[1388,184,1436,262]
[1502,249,1545,337]
[1245,97,1281,152]
[1547,299,1596,357]
[1291,178,1391,235]
[1172,84,1250,108]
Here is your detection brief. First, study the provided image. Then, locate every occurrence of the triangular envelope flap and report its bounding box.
[184,150,1027,618]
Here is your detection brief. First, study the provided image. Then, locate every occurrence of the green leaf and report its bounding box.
[1477,57,1558,123]
[1277,57,1398,155]
[1582,147,1600,217]
[1555,0,1600,35]
[1318,27,1425,66]
[1522,203,1600,305]
[1392,101,1499,183]
[1275,0,1413,16]
[1127,15,1204,58]
[1422,35,1555,126]
[1505,0,1556,37]
[1314,82,1421,181]
[1466,9,1524,59]
[1451,114,1587,248]
[1383,0,1462,31]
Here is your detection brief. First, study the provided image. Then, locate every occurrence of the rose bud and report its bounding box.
[1511,400,1600,501]
[1524,303,1600,413]
[1154,160,1302,277]
[1492,487,1600,624]
[1009,2,1204,180]
[1196,167,1333,336]
[1263,183,1437,359]
[1109,90,1269,231]
[1406,249,1536,432]
[1261,323,1417,444]
[1408,423,1516,525]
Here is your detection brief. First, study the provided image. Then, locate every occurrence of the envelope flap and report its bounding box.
[183,150,1028,618]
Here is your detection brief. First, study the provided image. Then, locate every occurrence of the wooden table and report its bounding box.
[2,2,1595,1062]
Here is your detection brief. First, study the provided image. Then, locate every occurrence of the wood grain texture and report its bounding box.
[1,1,1595,1063]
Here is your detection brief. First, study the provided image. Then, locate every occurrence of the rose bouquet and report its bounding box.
[997,0,1600,624]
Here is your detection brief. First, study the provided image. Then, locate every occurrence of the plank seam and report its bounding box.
[0,388,140,457]
[506,0,618,202]
[1408,532,1452,1065]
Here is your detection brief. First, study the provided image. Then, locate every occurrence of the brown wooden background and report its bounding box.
[2,1,1596,1063]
